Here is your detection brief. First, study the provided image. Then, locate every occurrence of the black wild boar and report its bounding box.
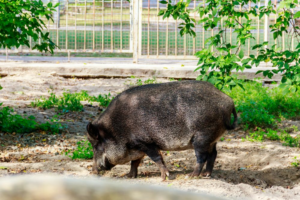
[86,80,237,180]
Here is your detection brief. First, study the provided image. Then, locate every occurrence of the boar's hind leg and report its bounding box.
[144,148,169,180]
[201,143,217,177]
[127,158,143,178]
[190,143,210,177]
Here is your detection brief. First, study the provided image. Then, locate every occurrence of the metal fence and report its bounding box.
[1,0,300,61]
[139,0,300,59]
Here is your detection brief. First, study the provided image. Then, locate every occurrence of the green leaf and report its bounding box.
[160,0,168,4]
[208,76,218,85]
[158,10,165,16]
[241,58,251,64]
[255,70,264,75]
[238,50,244,59]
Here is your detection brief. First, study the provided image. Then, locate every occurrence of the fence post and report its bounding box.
[130,0,133,52]
[264,0,269,49]
[132,0,139,63]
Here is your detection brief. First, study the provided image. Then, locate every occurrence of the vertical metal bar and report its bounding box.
[157,0,159,58]
[257,1,260,56]
[66,0,68,50]
[139,0,142,57]
[202,0,205,49]
[264,0,268,49]
[120,0,123,52]
[193,0,196,55]
[247,1,250,56]
[238,4,241,54]
[148,0,150,57]
[102,0,104,52]
[133,0,139,63]
[175,0,177,56]
[274,0,277,47]
[291,5,294,51]
[211,4,214,53]
[75,0,77,51]
[166,5,168,56]
[84,0,87,51]
[111,0,113,52]
[281,0,285,50]
[184,1,187,58]
[130,0,133,52]
[93,0,95,51]
[57,0,59,50]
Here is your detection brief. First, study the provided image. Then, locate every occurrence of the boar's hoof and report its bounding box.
[200,171,212,178]
[189,170,201,178]
[160,168,170,181]
[126,172,138,179]
[91,170,99,175]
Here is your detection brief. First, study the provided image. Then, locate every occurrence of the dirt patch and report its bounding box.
[1,72,300,200]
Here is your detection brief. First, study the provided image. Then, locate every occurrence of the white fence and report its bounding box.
[1,0,300,62]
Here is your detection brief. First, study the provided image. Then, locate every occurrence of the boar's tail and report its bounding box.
[225,106,237,130]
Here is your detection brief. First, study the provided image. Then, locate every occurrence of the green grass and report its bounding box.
[291,156,300,167]
[0,107,64,134]
[31,90,114,112]
[228,81,300,128]
[243,128,300,147]
[31,91,84,112]
[126,77,159,86]
[66,140,93,159]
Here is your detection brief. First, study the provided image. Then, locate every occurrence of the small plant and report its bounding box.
[279,130,300,147]
[229,80,300,128]
[31,91,114,111]
[291,156,300,167]
[243,128,300,147]
[0,107,64,134]
[127,77,158,86]
[67,140,93,159]
[220,137,225,141]
[144,77,158,85]
[88,93,114,108]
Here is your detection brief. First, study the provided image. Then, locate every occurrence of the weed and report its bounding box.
[243,128,300,147]
[291,156,300,167]
[88,93,114,107]
[228,81,300,128]
[31,91,114,111]
[66,140,93,159]
[127,77,158,86]
[0,107,64,134]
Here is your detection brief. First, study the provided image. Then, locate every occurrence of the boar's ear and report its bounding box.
[86,122,99,141]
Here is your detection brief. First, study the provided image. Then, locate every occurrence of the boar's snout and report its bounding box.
[92,153,114,173]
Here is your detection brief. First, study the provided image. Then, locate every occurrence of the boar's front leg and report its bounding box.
[127,158,143,178]
[143,147,169,180]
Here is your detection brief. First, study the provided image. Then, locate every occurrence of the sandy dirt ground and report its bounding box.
[1,72,300,200]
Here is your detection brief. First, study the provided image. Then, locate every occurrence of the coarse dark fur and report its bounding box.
[86,80,237,180]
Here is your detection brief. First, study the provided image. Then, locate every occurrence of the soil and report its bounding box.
[1,72,300,200]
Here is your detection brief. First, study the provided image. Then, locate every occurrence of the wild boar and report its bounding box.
[86,80,237,180]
